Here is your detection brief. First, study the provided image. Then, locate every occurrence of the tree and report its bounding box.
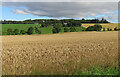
[53,23,63,29]
[7,28,13,35]
[70,27,76,32]
[35,27,41,34]
[93,24,102,31]
[86,26,94,31]
[64,27,69,32]
[103,28,105,31]
[20,30,26,35]
[52,23,62,33]
[86,24,102,31]
[27,27,34,35]
[52,28,58,33]
[114,27,118,31]
[107,28,110,31]
[110,29,112,31]
[14,29,19,35]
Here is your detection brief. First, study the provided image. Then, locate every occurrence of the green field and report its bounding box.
[2,24,86,35]
[2,24,38,35]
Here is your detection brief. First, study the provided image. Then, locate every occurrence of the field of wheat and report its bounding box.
[2,31,118,75]
[82,23,118,30]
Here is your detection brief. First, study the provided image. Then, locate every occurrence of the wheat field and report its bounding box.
[82,23,118,30]
[2,31,118,75]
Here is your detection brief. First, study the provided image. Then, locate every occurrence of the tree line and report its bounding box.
[7,26,41,35]
[1,18,109,24]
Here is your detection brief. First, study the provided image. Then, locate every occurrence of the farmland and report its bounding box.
[82,23,118,30]
[2,31,118,75]
[2,24,86,35]
[2,24,38,35]
[2,23,118,35]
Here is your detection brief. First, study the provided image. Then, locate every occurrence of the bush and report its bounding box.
[20,30,26,35]
[107,28,110,31]
[94,24,102,31]
[53,23,63,29]
[103,28,105,31]
[7,28,13,35]
[52,28,58,33]
[27,27,34,35]
[110,29,112,31]
[52,28,61,33]
[52,23,62,33]
[35,27,41,34]
[14,29,19,35]
[70,27,76,32]
[114,27,118,31]
[86,24,102,31]
[64,27,69,32]
[86,26,94,31]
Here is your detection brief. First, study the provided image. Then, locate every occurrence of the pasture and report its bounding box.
[2,24,86,35]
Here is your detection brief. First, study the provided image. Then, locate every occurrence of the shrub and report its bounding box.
[107,28,110,31]
[103,28,105,31]
[93,24,102,31]
[27,27,34,35]
[14,29,19,35]
[35,27,41,34]
[52,23,62,33]
[86,26,94,31]
[64,27,69,32]
[114,27,118,31]
[20,30,26,35]
[110,29,112,31]
[70,27,76,32]
[86,24,102,31]
[7,28,13,35]
[53,23,63,29]
[52,28,58,33]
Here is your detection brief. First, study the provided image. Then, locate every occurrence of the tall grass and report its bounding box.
[30,65,119,75]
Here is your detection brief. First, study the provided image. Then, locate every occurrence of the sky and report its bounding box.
[0,1,119,23]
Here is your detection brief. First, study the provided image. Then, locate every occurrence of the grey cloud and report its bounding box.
[1,0,120,2]
[2,2,118,22]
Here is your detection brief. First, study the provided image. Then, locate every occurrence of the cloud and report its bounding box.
[1,0,119,2]
[2,2,118,22]
[12,9,28,14]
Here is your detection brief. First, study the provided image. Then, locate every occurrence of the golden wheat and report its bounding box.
[2,31,118,75]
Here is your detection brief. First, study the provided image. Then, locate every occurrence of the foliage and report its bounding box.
[20,30,26,35]
[86,26,95,31]
[35,27,41,34]
[93,24,102,31]
[27,27,34,35]
[107,28,110,31]
[53,23,63,29]
[52,28,61,33]
[70,27,76,32]
[109,29,112,31]
[7,28,13,35]
[2,18,110,24]
[14,29,19,35]
[64,27,69,32]
[103,28,105,31]
[86,24,102,31]
[114,27,118,31]
[52,23,62,33]
[52,28,58,33]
